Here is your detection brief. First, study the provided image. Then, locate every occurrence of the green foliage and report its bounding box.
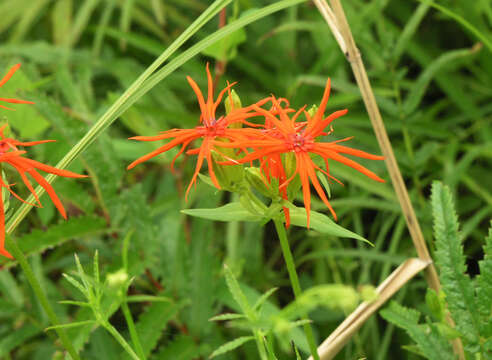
[381,182,492,359]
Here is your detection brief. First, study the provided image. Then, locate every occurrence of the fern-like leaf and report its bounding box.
[431,181,480,345]
[380,301,454,360]
[477,222,492,337]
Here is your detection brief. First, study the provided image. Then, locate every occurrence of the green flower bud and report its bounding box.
[107,269,129,288]
[245,167,273,198]
[360,285,378,303]
[225,89,243,130]
[225,89,242,115]
[307,104,318,118]
[212,148,244,192]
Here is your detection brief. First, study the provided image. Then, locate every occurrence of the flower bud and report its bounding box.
[212,149,244,191]
[225,89,242,115]
[245,167,272,198]
[307,104,318,118]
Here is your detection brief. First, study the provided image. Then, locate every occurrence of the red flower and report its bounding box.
[0,125,87,259]
[217,79,385,227]
[0,64,35,110]
[127,64,268,199]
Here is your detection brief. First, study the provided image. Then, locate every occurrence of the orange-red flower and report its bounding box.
[127,64,268,199]
[0,125,87,259]
[217,79,385,226]
[0,64,35,110]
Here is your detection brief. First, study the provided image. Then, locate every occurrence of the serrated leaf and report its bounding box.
[122,301,180,359]
[223,264,254,320]
[431,181,480,344]
[209,336,255,358]
[477,222,492,337]
[0,216,107,267]
[154,335,202,360]
[380,301,454,360]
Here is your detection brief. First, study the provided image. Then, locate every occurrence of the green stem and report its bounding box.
[226,194,240,271]
[101,320,141,360]
[4,236,80,360]
[273,219,320,360]
[121,301,146,360]
[253,330,268,360]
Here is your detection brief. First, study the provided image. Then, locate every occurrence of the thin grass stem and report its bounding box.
[273,218,320,360]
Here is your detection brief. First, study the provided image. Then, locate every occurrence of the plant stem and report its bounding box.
[4,236,80,360]
[101,320,141,360]
[253,330,268,360]
[121,301,146,360]
[273,219,320,360]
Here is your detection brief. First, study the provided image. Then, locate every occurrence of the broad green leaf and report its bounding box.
[289,206,371,244]
[202,27,247,61]
[182,202,263,222]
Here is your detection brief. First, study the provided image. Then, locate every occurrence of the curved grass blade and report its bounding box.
[5,0,233,236]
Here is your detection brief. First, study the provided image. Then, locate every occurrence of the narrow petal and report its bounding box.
[127,133,199,169]
[25,168,67,219]
[16,157,88,178]
[296,154,312,228]
[328,143,385,160]
[0,64,21,88]
[10,139,56,147]
[0,98,35,104]
[187,76,208,121]
[319,149,385,182]
[304,157,337,220]
[185,140,208,201]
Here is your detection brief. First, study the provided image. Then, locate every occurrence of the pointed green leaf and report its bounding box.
[182,202,263,222]
[209,336,255,358]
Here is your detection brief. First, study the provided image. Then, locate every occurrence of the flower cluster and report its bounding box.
[129,65,385,227]
[0,64,87,259]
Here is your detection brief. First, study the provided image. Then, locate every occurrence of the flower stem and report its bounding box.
[273,219,320,360]
[253,330,268,360]
[4,236,80,360]
[121,301,146,360]
[101,320,142,360]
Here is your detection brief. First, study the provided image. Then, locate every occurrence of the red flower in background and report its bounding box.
[0,125,88,259]
[218,79,385,227]
[127,64,268,199]
[0,64,34,110]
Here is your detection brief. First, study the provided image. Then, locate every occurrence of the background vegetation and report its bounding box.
[0,0,490,359]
